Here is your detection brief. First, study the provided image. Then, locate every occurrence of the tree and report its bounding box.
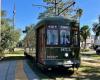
[76,8,83,19]
[23,24,35,48]
[92,16,100,38]
[71,8,83,21]
[92,23,98,40]
[38,0,81,19]
[1,10,7,17]
[16,40,24,48]
[0,10,20,53]
[80,25,90,49]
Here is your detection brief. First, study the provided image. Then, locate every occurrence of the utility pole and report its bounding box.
[12,3,16,51]
[0,0,2,43]
[13,3,16,29]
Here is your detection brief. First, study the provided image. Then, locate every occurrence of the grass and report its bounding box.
[81,52,100,60]
[90,54,100,60]
[0,50,25,61]
[76,61,100,80]
[81,49,90,52]
[4,50,24,57]
[4,52,24,58]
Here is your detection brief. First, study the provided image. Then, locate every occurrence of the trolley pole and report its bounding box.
[54,0,57,16]
[58,1,75,15]
[33,0,75,17]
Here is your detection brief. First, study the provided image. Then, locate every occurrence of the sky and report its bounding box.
[2,0,100,39]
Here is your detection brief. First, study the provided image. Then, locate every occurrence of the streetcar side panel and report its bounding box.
[36,25,46,65]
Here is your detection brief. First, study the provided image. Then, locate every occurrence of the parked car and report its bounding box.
[96,47,100,55]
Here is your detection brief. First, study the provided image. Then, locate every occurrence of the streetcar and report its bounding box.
[94,33,100,54]
[24,16,80,70]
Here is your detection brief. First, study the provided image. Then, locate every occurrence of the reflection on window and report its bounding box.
[47,30,58,45]
[60,30,70,45]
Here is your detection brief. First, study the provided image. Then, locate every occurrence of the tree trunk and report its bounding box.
[84,40,86,49]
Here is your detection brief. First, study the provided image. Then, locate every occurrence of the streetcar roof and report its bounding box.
[35,16,75,29]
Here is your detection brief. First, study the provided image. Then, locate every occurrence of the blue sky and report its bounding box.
[2,0,100,39]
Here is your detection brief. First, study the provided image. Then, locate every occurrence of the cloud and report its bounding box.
[91,19,99,23]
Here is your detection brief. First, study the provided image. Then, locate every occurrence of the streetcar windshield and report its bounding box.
[47,29,58,45]
[46,25,70,45]
[60,30,70,45]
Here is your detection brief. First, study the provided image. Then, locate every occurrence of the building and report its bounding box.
[80,35,95,49]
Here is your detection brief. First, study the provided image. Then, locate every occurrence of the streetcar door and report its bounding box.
[38,27,45,64]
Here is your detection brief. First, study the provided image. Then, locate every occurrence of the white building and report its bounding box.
[80,35,95,49]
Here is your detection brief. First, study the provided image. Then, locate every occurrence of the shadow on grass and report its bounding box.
[81,53,97,57]
[83,59,100,63]
[77,65,100,80]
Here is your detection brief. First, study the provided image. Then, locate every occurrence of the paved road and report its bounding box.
[0,60,39,80]
[0,59,76,80]
[0,50,99,80]
[0,60,16,80]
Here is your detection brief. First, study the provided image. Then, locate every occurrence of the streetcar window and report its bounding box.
[60,30,70,45]
[73,31,78,45]
[47,30,58,45]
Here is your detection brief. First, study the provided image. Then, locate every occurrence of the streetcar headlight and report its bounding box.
[65,53,68,57]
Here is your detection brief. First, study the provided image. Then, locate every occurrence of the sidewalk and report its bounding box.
[24,60,39,80]
[15,60,28,80]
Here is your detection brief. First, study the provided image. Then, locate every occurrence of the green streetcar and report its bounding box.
[24,16,80,71]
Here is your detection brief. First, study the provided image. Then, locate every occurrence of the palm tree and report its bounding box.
[92,23,98,40]
[80,25,90,49]
[1,10,12,25]
[1,10,7,17]
[76,8,83,21]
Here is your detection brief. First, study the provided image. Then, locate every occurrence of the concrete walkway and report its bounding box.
[24,60,39,80]
[15,60,28,80]
[0,60,39,80]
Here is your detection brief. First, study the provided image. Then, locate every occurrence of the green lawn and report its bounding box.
[76,61,100,80]
[0,50,24,58]
[81,52,100,60]
[0,50,25,60]
[4,50,24,57]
